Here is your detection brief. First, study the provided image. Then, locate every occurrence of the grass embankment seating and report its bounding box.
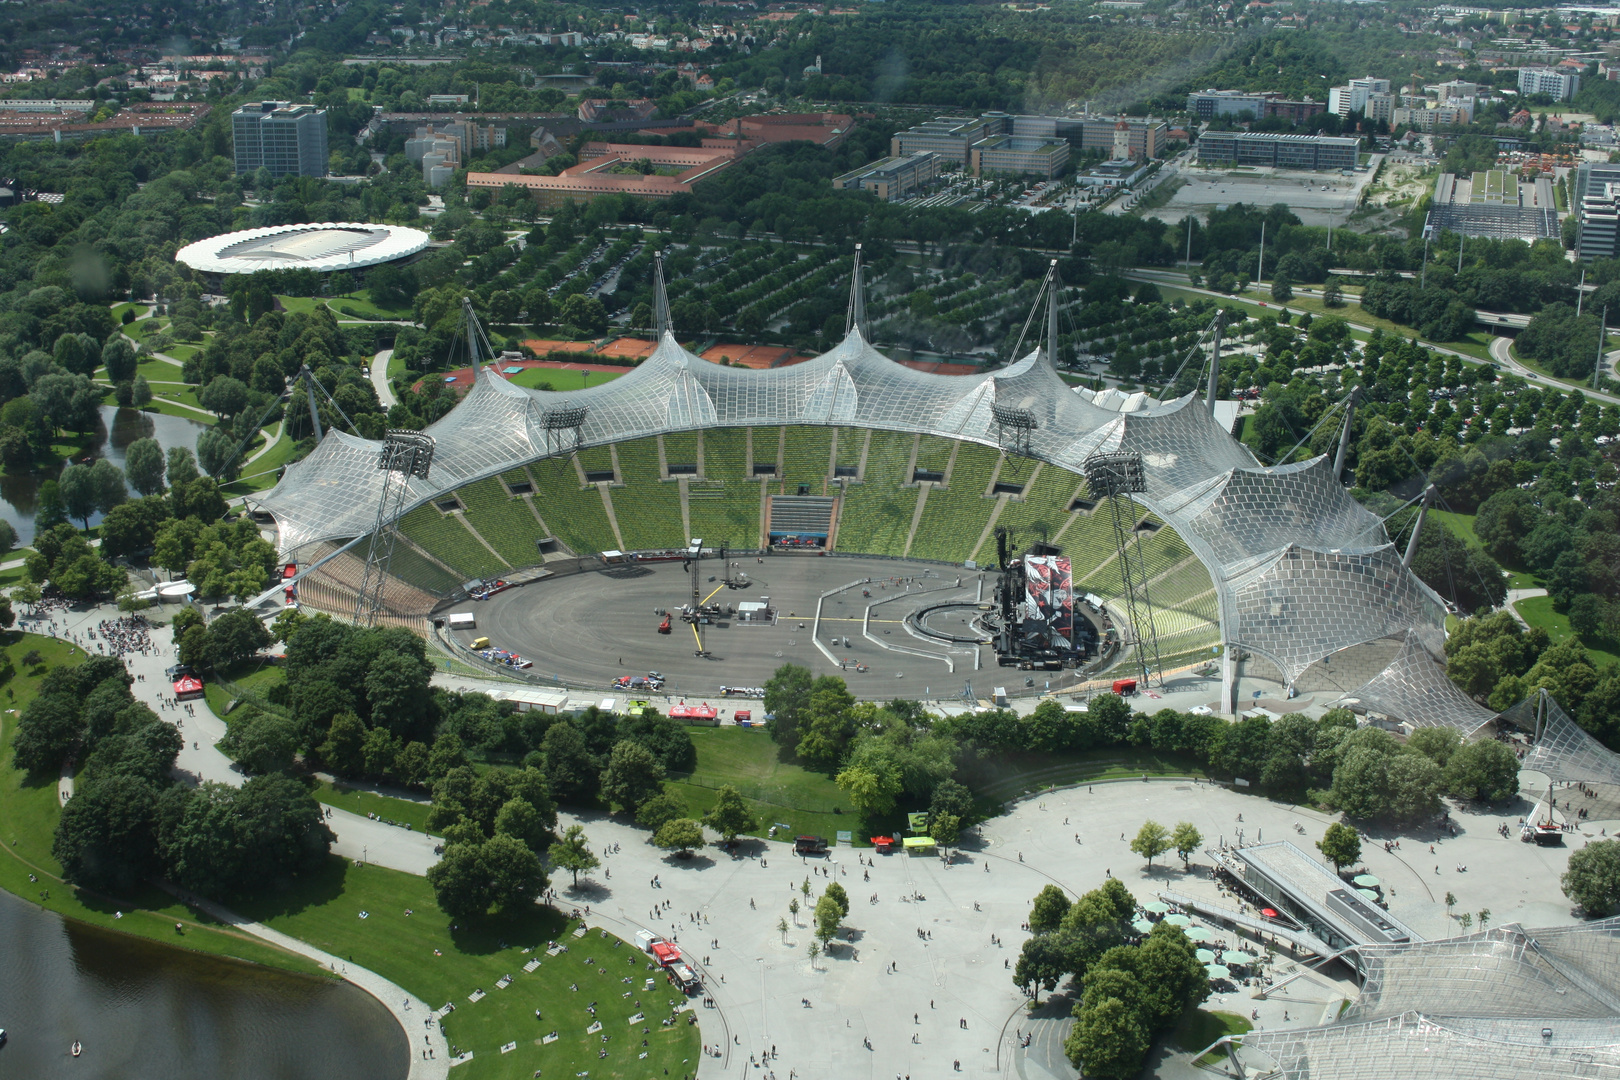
[456,477,552,569]
[575,443,614,476]
[834,430,918,555]
[778,426,833,491]
[612,437,686,551]
[660,432,698,471]
[398,504,509,580]
[526,458,619,555]
[983,465,1082,562]
[686,428,758,547]
[909,442,999,563]
[833,426,865,474]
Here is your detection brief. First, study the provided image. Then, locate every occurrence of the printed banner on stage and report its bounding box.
[1024,555,1076,649]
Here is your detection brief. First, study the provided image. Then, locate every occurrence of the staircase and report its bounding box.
[767,495,836,547]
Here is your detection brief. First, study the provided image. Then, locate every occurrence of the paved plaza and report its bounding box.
[13,598,1607,1079]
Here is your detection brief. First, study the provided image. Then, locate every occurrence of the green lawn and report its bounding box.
[315,780,434,832]
[236,859,701,1080]
[327,292,414,321]
[0,633,327,976]
[127,316,170,340]
[276,295,325,316]
[668,727,865,841]
[165,343,199,363]
[1427,509,1538,589]
[966,748,1208,806]
[1178,1007,1252,1063]
[1513,594,1620,668]
[204,658,288,722]
[111,301,149,322]
[135,357,186,382]
[506,366,626,392]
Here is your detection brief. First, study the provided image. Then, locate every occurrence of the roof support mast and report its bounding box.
[1402,485,1436,570]
[303,365,323,443]
[845,243,867,338]
[1333,387,1360,482]
[1205,313,1223,413]
[654,250,671,336]
[1046,259,1059,364]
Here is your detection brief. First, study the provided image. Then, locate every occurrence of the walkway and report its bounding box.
[155,882,450,1080]
[1506,586,1547,630]
[58,760,74,805]
[372,349,398,408]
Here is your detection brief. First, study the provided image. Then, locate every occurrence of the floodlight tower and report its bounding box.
[1082,450,1162,687]
[353,430,435,627]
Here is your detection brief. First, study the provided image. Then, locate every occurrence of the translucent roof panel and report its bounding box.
[1341,629,1498,735]
[1499,691,1620,788]
[1225,544,1448,685]
[1234,1010,1620,1080]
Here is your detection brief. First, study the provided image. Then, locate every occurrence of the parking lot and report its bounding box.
[1150,160,1381,227]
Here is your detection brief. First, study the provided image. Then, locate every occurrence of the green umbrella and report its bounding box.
[1132,918,1154,934]
[1357,888,1379,903]
[1165,913,1192,926]
[1204,964,1231,980]
[1143,901,1171,914]
[1196,948,1216,963]
[1185,926,1214,942]
[1221,950,1250,965]
[1353,874,1380,888]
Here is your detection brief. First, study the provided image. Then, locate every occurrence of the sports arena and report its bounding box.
[175,222,429,277]
[248,252,1476,719]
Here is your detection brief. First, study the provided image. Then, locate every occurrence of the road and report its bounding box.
[1487,335,1620,407]
[371,348,397,408]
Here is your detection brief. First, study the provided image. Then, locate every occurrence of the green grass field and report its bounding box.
[1513,593,1620,668]
[314,780,434,832]
[236,859,701,1080]
[506,366,626,392]
[1428,508,1537,589]
[224,428,303,496]
[668,727,867,841]
[327,292,415,321]
[1179,1007,1252,1063]
[0,633,327,975]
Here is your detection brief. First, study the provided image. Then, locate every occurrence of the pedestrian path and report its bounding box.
[155,882,450,1080]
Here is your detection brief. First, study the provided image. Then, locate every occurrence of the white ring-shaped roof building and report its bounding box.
[251,326,1457,690]
[175,223,429,275]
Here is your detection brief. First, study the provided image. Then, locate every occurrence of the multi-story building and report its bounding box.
[404,121,506,187]
[890,116,999,166]
[1187,91,1324,124]
[969,135,1069,178]
[232,101,328,177]
[1196,131,1359,170]
[1518,66,1581,100]
[1327,77,1393,118]
[891,112,1167,167]
[831,152,940,200]
[1392,101,1475,131]
[1580,183,1620,262]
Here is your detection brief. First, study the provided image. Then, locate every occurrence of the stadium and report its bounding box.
[174,222,430,277]
[248,255,1464,716]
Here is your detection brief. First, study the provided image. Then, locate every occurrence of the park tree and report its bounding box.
[224,710,299,775]
[207,606,274,666]
[1064,996,1149,1079]
[124,437,166,496]
[703,784,758,842]
[1443,739,1522,802]
[636,790,686,832]
[1317,821,1361,872]
[319,712,367,775]
[541,721,599,802]
[427,841,492,919]
[1171,822,1203,869]
[481,833,547,912]
[823,880,850,919]
[57,462,99,529]
[600,739,666,814]
[101,338,138,383]
[835,750,903,818]
[12,692,86,774]
[1014,929,1077,1004]
[198,376,250,421]
[930,812,961,848]
[796,676,857,772]
[764,663,813,752]
[813,891,841,946]
[52,773,161,890]
[196,427,238,479]
[548,823,600,886]
[930,777,973,823]
[160,774,334,899]
[494,796,549,855]
[654,817,705,856]
[1029,884,1072,933]
[1563,839,1620,916]
[1130,820,1171,870]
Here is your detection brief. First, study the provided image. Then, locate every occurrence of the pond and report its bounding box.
[0,888,408,1080]
[0,406,213,548]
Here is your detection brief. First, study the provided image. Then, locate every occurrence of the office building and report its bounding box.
[832,152,940,200]
[232,101,329,177]
[1196,131,1359,170]
[1580,183,1620,262]
[891,112,1167,167]
[969,135,1069,178]
[1392,101,1474,131]
[1328,77,1393,118]
[1186,90,1323,124]
[1518,66,1581,100]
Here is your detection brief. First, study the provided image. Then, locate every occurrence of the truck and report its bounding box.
[447,612,477,630]
[1112,678,1138,696]
[794,835,828,855]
